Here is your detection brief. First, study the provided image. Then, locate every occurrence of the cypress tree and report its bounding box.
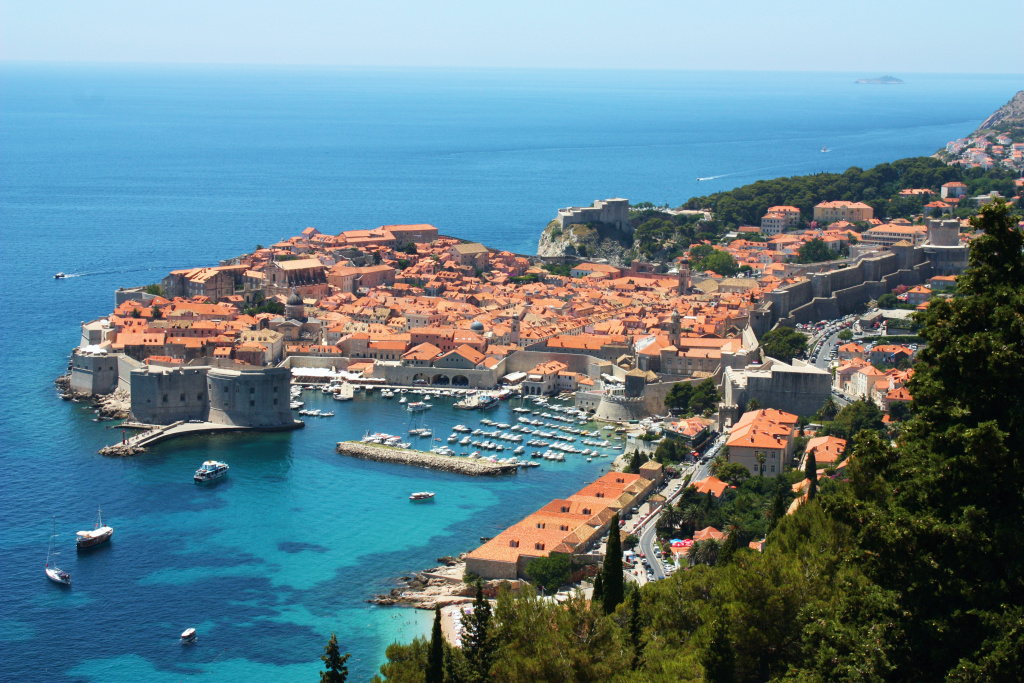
[461,581,493,681]
[700,618,735,682]
[602,513,624,613]
[426,607,444,683]
[768,485,787,533]
[591,571,604,609]
[627,585,643,670]
[805,448,818,501]
[320,632,350,683]
[718,528,739,566]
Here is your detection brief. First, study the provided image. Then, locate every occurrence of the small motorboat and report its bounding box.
[54,272,67,279]
[194,460,229,482]
[409,491,435,501]
[181,628,197,643]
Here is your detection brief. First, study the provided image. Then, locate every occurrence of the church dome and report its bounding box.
[470,321,484,331]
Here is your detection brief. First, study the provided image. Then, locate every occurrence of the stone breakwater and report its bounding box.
[335,441,519,476]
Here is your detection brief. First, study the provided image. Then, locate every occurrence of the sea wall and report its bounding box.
[335,442,519,476]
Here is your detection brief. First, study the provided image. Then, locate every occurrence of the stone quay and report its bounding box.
[335,441,519,476]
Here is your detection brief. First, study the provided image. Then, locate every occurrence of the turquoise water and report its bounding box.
[1,65,1021,681]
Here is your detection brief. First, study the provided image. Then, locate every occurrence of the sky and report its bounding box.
[1,0,1022,73]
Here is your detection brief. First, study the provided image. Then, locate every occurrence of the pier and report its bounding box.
[335,441,519,476]
[99,419,304,456]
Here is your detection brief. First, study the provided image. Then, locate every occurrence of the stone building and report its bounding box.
[556,198,630,233]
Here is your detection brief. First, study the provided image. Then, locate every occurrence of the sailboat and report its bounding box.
[45,517,71,585]
[821,145,830,153]
[77,506,114,549]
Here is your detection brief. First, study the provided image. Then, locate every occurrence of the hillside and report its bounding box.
[973,89,1024,134]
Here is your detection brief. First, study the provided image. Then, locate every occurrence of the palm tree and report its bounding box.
[689,539,721,567]
[680,504,701,536]
[755,451,766,476]
[710,455,726,476]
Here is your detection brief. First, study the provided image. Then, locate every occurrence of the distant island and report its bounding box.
[855,75,904,84]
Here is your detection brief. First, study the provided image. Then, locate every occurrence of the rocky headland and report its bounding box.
[536,219,634,265]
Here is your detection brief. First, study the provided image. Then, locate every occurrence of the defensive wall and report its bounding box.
[764,249,933,328]
[720,358,831,425]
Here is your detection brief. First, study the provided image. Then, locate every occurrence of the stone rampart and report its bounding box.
[335,442,519,476]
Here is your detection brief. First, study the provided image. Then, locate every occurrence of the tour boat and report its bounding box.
[54,272,66,279]
[76,506,113,549]
[406,401,432,412]
[181,628,197,643]
[45,517,71,586]
[409,491,435,501]
[194,460,229,482]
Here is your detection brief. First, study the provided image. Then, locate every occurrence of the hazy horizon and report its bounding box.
[2,0,1022,74]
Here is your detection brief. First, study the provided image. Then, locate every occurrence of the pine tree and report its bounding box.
[591,571,604,610]
[805,448,818,501]
[700,618,735,682]
[461,581,493,682]
[602,513,624,613]
[426,607,444,683]
[627,584,643,670]
[320,632,350,683]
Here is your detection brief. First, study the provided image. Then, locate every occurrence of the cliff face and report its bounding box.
[974,90,1024,133]
[536,220,634,265]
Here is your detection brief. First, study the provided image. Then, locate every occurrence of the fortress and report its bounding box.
[556,198,631,233]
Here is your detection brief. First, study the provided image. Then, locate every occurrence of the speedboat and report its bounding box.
[410,491,435,501]
[76,506,113,549]
[181,628,197,644]
[54,272,66,279]
[194,460,229,482]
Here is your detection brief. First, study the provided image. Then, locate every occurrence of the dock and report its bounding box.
[99,420,304,456]
[335,441,519,476]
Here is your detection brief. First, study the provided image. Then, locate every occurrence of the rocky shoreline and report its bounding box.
[54,374,131,419]
[369,556,515,610]
[335,441,519,475]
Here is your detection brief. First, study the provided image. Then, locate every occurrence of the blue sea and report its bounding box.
[1,65,1020,682]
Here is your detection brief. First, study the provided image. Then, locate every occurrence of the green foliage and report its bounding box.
[688,378,720,415]
[744,398,761,412]
[541,262,574,277]
[700,618,735,682]
[243,299,285,317]
[626,450,649,473]
[601,514,624,614]
[760,327,808,363]
[461,581,493,682]
[623,534,639,551]
[402,242,419,255]
[397,259,410,270]
[796,237,840,263]
[838,328,854,341]
[627,584,643,670]
[819,399,884,440]
[591,571,604,608]
[510,273,540,284]
[525,554,571,595]
[876,292,899,308]
[320,632,350,683]
[692,248,739,276]
[664,381,693,411]
[426,608,443,683]
[716,462,750,486]
[143,283,162,296]
[150,305,163,320]
[804,447,817,501]
[130,308,141,318]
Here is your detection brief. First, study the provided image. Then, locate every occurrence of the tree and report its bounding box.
[130,308,141,318]
[717,529,739,566]
[461,581,492,682]
[321,632,350,683]
[525,553,571,594]
[627,583,643,670]
[716,462,751,486]
[688,378,721,415]
[696,249,740,276]
[797,238,839,263]
[602,514,624,613]
[689,539,721,566]
[591,571,604,608]
[144,283,162,296]
[838,329,854,341]
[426,608,444,683]
[623,533,639,551]
[755,451,766,476]
[664,382,694,412]
[804,447,817,501]
[821,400,884,440]
[888,401,911,422]
[818,396,840,421]
[760,327,808,363]
[877,292,899,308]
[767,485,788,534]
[700,618,735,682]
[151,305,163,320]
[745,398,762,412]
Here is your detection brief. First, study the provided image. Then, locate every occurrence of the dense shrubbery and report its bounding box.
[759,327,808,363]
[370,203,1024,683]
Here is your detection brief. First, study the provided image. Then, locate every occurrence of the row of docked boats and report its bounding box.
[297,408,335,417]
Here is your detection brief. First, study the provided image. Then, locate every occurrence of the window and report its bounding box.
[560,525,568,531]
[162,394,168,403]
[771,465,776,473]
[250,400,255,407]
[534,542,545,551]
[273,398,278,405]
[582,508,591,515]
[560,506,569,513]
[249,387,255,394]
[509,540,519,548]
[273,386,278,393]
[536,522,545,529]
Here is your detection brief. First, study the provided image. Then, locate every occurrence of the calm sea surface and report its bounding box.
[1,65,1021,681]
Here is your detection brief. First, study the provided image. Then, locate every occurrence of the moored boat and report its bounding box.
[194,460,229,482]
[45,517,71,586]
[406,401,432,412]
[181,627,197,643]
[76,506,113,549]
[409,491,435,501]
